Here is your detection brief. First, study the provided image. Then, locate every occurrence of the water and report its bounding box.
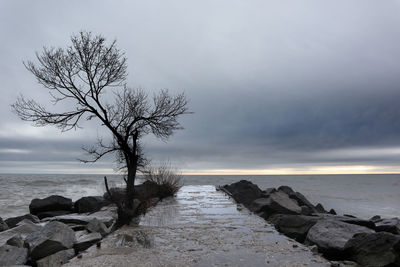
[0,174,399,219]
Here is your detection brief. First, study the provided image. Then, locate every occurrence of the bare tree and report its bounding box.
[12,31,190,225]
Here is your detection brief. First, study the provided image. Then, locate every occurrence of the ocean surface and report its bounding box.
[0,174,398,219]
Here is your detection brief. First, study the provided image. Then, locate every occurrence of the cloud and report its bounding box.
[1,0,400,173]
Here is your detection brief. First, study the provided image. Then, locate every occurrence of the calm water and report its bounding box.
[0,174,398,219]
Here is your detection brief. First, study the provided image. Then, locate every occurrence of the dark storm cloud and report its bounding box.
[1,0,400,172]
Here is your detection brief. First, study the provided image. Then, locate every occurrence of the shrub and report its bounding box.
[143,163,183,198]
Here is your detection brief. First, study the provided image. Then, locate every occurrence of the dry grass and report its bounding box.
[143,163,183,198]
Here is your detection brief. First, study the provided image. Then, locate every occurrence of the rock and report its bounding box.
[135,181,161,200]
[315,203,327,213]
[300,205,314,215]
[103,187,125,202]
[24,221,75,261]
[370,215,381,222]
[268,214,319,242]
[0,223,42,247]
[330,260,359,267]
[6,235,24,248]
[74,196,110,213]
[5,214,40,228]
[37,210,73,219]
[36,248,75,267]
[0,244,28,266]
[222,180,262,207]
[289,192,317,213]
[374,218,400,234]
[251,191,302,216]
[52,212,115,228]
[329,209,337,215]
[29,195,73,215]
[277,185,295,195]
[316,214,375,229]
[86,218,109,237]
[74,232,102,252]
[261,188,276,198]
[305,219,374,258]
[344,232,400,267]
[0,217,9,232]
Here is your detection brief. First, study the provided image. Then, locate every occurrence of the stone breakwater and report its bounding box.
[220,180,400,267]
[0,181,162,266]
[64,185,330,267]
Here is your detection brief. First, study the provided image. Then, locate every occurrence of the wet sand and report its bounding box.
[64,185,330,267]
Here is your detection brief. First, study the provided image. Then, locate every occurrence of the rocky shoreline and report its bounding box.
[0,181,163,266]
[219,180,400,267]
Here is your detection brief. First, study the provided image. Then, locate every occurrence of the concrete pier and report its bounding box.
[64,185,330,266]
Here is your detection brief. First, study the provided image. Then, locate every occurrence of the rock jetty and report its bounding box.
[0,181,165,266]
[220,180,400,267]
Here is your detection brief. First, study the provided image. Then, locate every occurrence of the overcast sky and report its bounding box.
[1,0,400,174]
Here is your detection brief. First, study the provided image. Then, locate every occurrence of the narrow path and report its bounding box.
[65,185,330,267]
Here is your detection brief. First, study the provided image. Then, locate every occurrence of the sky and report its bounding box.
[1,0,400,174]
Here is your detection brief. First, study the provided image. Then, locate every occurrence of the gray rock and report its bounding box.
[74,196,110,213]
[0,223,42,247]
[268,214,319,242]
[0,244,28,266]
[305,219,374,257]
[369,215,381,222]
[344,232,400,267]
[261,188,276,198]
[25,221,75,261]
[300,205,314,215]
[86,218,109,237]
[251,191,302,216]
[135,181,162,200]
[52,213,115,227]
[222,180,262,207]
[36,248,75,267]
[277,185,295,195]
[0,217,9,232]
[5,214,40,228]
[289,192,317,213]
[316,214,375,229]
[374,217,400,234]
[29,195,72,215]
[315,203,327,213]
[74,232,102,252]
[329,209,337,215]
[6,234,24,248]
[103,187,125,202]
[36,210,73,219]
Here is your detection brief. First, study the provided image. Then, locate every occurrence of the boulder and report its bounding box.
[261,188,276,198]
[374,218,400,235]
[315,214,375,229]
[277,185,295,195]
[0,244,28,266]
[268,214,319,242]
[135,181,161,200]
[251,191,302,216]
[52,212,115,228]
[36,248,75,267]
[36,210,73,219]
[329,209,337,215]
[74,232,102,252]
[0,217,9,232]
[0,223,42,247]
[344,232,400,267]
[5,214,40,228]
[29,195,73,215]
[6,234,24,248]
[24,221,75,261]
[288,192,317,213]
[315,203,327,213]
[86,218,109,237]
[305,219,374,258]
[74,196,110,213]
[300,205,314,215]
[103,187,125,202]
[222,180,262,207]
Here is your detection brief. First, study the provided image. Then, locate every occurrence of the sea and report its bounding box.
[0,174,399,220]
